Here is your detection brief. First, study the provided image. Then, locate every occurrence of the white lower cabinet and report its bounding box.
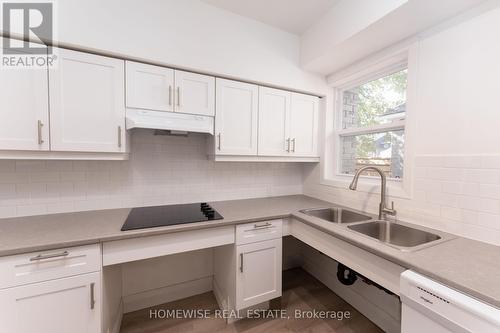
[214,221,282,316]
[236,238,282,310]
[0,244,102,333]
[0,272,101,333]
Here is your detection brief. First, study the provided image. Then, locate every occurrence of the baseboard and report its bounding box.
[302,258,401,333]
[212,278,228,311]
[123,276,213,313]
[110,300,123,333]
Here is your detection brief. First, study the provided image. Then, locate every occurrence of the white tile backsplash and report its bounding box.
[304,155,500,245]
[3,134,498,245]
[0,130,304,218]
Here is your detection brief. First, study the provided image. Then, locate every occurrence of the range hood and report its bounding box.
[126,109,214,135]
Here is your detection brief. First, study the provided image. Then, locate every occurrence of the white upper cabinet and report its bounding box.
[215,79,258,156]
[174,70,215,116]
[289,93,319,157]
[49,49,126,153]
[126,62,215,116]
[0,44,49,151]
[256,88,319,158]
[126,61,174,112]
[258,87,291,156]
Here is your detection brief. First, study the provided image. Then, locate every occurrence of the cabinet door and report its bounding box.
[215,79,258,156]
[236,238,282,310]
[0,41,49,151]
[49,49,126,152]
[0,272,101,333]
[126,61,174,112]
[289,93,319,157]
[174,70,215,116]
[258,87,291,156]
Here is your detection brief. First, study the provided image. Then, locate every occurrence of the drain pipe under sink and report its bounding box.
[337,262,395,296]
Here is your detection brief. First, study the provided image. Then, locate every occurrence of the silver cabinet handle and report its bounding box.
[217,133,221,150]
[239,253,244,273]
[254,222,272,229]
[30,250,69,261]
[117,126,122,148]
[37,120,44,145]
[291,138,296,152]
[90,282,96,310]
[168,85,172,106]
[176,87,181,107]
[286,138,290,152]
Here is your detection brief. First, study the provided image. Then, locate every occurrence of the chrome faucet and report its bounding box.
[348,166,396,220]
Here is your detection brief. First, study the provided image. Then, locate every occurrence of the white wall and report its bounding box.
[300,0,407,71]
[0,130,304,218]
[304,6,500,245]
[55,0,327,95]
[300,0,487,75]
[415,5,500,155]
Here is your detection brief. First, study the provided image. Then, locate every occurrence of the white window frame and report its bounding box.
[320,45,418,199]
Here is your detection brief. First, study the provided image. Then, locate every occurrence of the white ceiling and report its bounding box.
[201,0,340,35]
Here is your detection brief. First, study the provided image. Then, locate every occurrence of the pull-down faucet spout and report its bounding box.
[349,166,396,220]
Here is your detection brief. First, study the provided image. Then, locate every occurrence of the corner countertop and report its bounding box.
[0,195,499,309]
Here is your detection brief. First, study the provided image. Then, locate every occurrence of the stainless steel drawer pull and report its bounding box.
[168,85,172,106]
[254,222,272,229]
[30,250,69,261]
[217,133,221,150]
[286,138,290,152]
[90,282,96,310]
[239,253,244,273]
[291,138,296,152]
[37,120,44,145]
[176,87,181,107]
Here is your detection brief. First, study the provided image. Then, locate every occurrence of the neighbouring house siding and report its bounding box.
[340,90,358,175]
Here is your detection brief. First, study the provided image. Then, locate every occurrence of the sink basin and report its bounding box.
[348,220,441,249]
[300,207,372,224]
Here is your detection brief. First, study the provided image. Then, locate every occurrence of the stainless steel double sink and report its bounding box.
[299,207,445,251]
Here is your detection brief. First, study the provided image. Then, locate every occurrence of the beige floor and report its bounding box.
[120,268,384,333]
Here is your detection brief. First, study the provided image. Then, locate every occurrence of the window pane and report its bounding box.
[342,69,407,129]
[340,130,404,179]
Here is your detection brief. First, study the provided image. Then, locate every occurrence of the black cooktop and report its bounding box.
[121,203,223,231]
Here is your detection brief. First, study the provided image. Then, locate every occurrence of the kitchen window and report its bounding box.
[336,68,407,180]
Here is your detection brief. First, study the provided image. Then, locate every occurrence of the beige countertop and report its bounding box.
[0,194,499,309]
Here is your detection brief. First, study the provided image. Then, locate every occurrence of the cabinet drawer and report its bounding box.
[0,244,101,289]
[236,219,282,245]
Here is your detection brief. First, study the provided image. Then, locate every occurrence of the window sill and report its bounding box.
[320,174,411,199]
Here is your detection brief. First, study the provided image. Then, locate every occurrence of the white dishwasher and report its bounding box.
[400,270,500,333]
